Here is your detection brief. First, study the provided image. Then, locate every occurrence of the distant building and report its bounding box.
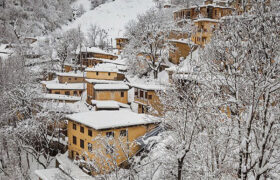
[45,83,85,96]
[115,37,129,54]
[77,47,118,67]
[57,72,85,84]
[93,84,129,104]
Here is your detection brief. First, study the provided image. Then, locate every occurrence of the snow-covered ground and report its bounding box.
[61,0,155,44]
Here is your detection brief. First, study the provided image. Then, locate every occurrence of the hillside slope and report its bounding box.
[61,0,155,42]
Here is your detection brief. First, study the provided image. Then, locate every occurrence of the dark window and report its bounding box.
[73,123,76,130]
[74,91,77,96]
[108,72,111,76]
[80,126,84,133]
[145,92,148,99]
[106,145,114,154]
[121,91,124,97]
[148,95,153,99]
[73,136,77,145]
[65,91,70,95]
[134,89,138,97]
[88,129,92,137]
[75,77,77,80]
[96,72,99,76]
[120,130,127,137]
[68,78,71,80]
[80,139,84,149]
[140,90,144,98]
[55,91,60,94]
[106,131,114,138]
[88,143,92,152]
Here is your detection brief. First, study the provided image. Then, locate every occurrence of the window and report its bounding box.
[202,37,207,43]
[88,129,92,137]
[80,139,84,149]
[144,92,148,99]
[148,95,153,99]
[55,91,60,94]
[74,91,77,96]
[134,89,138,97]
[75,77,77,80]
[106,131,114,138]
[108,72,111,76]
[73,123,76,130]
[73,136,77,145]
[140,90,144,98]
[106,145,114,154]
[88,143,92,152]
[96,72,99,76]
[65,91,70,95]
[120,130,127,137]
[68,78,71,81]
[121,91,124,97]
[80,126,84,133]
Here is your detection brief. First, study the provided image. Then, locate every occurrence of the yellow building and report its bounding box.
[57,72,85,84]
[78,47,118,67]
[85,65,125,81]
[46,83,85,96]
[173,3,233,21]
[93,84,129,104]
[168,39,196,64]
[66,111,159,175]
[191,18,219,46]
[132,84,164,116]
[86,79,125,104]
[116,38,129,54]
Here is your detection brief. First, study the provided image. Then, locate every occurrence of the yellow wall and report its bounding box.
[67,120,156,174]
[95,90,128,104]
[134,89,163,116]
[58,76,84,83]
[191,20,218,46]
[86,71,119,80]
[169,42,191,64]
[48,89,83,96]
[116,38,129,54]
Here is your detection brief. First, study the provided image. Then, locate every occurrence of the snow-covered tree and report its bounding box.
[201,0,280,178]
[124,8,175,79]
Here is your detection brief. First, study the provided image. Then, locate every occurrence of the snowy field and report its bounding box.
[61,0,155,43]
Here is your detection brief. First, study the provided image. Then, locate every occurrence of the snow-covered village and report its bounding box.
[0,0,279,179]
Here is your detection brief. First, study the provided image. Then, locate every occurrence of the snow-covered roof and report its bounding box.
[35,168,71,180]
[56,72,85,78]
[94,100,120,109]
[41,94,81,101]
[193,18,220,23]
[166,49,201,73]
[66,111,159,130]
[130,84,165,91]
[56,152,94,180]
[46,83,85,90]
[41,78,59,85]
[168,38,196,45]
[78,46,117,56]
[85,63,120,73]
[94,84,129,90]
[91,100,130,109]
[85,79,125,84]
